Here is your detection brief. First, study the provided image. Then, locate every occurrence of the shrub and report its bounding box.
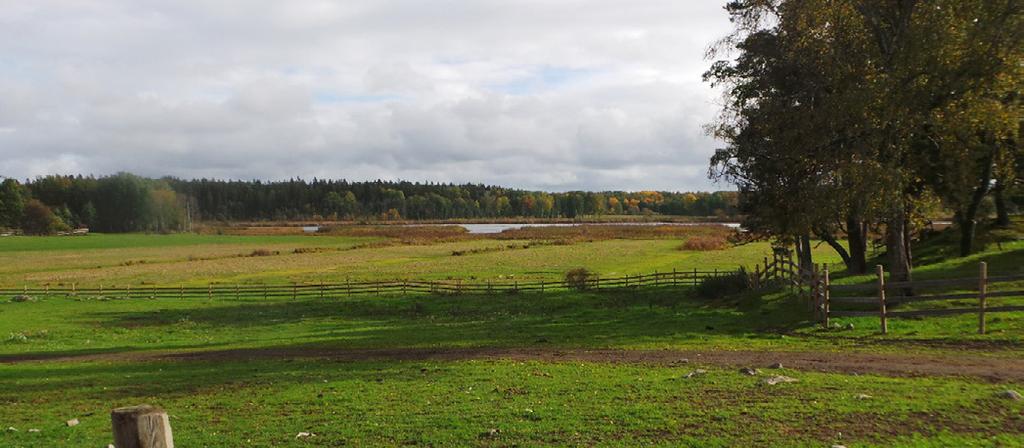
[694,268,751,300]
[21,199,68,235]
[564,268,596,290]
[680,235,728,251]
[249,249,276,257]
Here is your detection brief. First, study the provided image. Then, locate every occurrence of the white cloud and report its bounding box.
[0,0,732,191]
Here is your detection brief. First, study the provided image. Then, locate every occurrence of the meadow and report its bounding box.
[1,225,1022,447]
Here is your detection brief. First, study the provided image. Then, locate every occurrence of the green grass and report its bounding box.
[0,233,375,252]
[1,229,1023,446]
[1,359,1020,447]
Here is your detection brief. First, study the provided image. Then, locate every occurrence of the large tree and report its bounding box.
[707,0,1022,279]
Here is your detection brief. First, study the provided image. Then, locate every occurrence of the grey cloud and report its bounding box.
[0,1,731,191]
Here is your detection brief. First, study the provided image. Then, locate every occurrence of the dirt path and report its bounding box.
[4,346,1023,382]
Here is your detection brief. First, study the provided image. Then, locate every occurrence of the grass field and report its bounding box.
[1,225,1022,446]
[0,226,830,287]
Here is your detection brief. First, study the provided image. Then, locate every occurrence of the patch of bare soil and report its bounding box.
[4,347,1024,382]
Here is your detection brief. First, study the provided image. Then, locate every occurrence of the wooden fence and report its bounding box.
[742,251,1024,335]
[0,268,740,301]
[808,261,1024,334]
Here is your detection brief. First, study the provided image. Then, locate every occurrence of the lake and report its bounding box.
[442,222,740,234]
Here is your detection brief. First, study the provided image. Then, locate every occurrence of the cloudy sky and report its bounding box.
[0,1,733,192]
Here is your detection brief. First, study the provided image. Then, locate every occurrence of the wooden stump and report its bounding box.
[111,405,174,448]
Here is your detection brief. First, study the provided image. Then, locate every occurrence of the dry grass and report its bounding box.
[249,249,277,257]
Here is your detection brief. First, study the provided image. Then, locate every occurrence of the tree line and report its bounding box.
[0,173,740,233]
[706,0,1022,281]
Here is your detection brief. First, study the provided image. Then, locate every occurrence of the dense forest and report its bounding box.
[0,173,739,234]
[707,0,1021,278]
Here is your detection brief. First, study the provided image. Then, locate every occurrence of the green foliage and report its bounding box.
[0,178,26,229]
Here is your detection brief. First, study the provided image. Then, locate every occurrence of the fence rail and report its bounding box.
[812,261,1024,334]
[1,268,740,300]
[745,251,1024,335]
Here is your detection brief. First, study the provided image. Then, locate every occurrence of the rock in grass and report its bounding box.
[845,323,855,331]
[10,295,35,303]
[65,419,79,427]
[296,432,315,439]
[769,362,783,369]
[999,390,1022,401]
[855,393,873,400]
[27,428,39,433]
[739,367,760,376]
[684,369,708,378]
[764,375,799,385]
[6,427,16,432]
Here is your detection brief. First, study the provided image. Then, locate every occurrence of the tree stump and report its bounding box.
[111,405,174,448]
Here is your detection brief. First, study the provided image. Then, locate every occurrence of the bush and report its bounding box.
[21,199,68,235]
[564,268,596,290]
[680,235,728,251]
[694,268,751,300]
[249,249,276,257]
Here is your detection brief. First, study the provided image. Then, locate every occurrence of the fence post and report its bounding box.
[673,268,677,286]
[179,285,183,300]
[127,284,131,300]
[654,270,659,288]
[293,283,297,300]
[72,282,77,295]
[235,284,239,300]
[111,404,174,448]
[822,266,830,329]
[810,264,819,316]
[207,284,211,300]
[763,257,770,282]
[693,268,698,286]
[787,251,794,289]
[978,261,988,335]
[540,280,545,293]
[320,281,325,299]
[876,265,888,334]
[753,264,760,289]
[263,284,267,300]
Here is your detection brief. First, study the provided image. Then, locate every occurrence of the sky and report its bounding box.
[0,1,734,192]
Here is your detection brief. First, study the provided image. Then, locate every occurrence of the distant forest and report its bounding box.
[0,173,739,234]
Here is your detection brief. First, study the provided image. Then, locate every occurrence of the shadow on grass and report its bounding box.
[1,287,814,364]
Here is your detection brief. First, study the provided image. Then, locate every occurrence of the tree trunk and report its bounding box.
[886,203,912,284]
[845,213,868,274]
[959,153,994,256]
[797,233,813,273]
[817,230,850,268]
[994,179,1010,228]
